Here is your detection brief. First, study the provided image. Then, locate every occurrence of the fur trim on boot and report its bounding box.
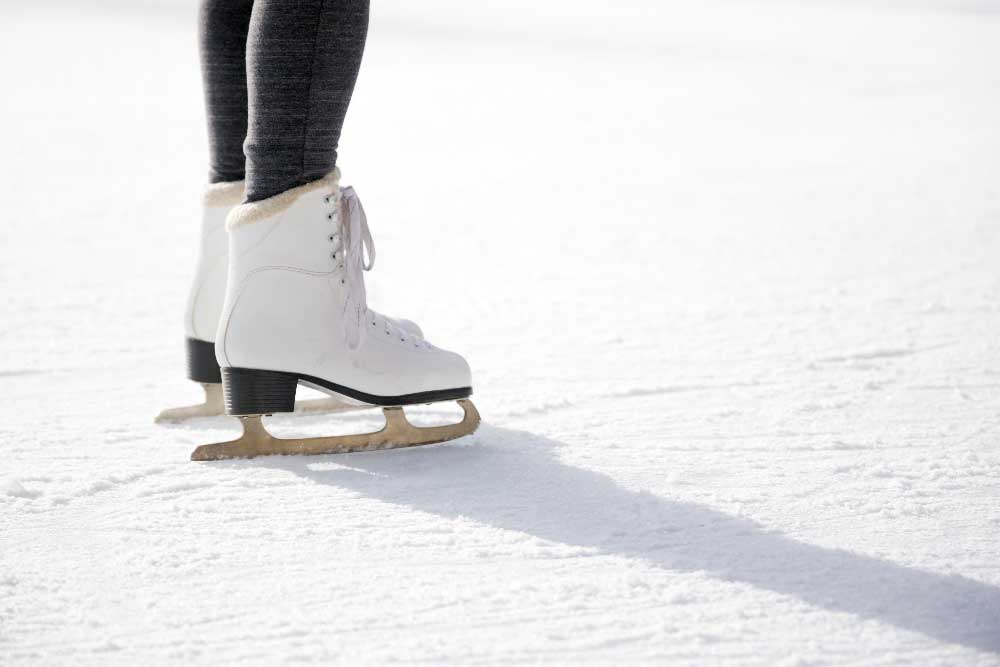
[226,169,341,230]
[203,180,246,208]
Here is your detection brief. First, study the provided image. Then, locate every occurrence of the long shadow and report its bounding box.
[253,423,1000,653]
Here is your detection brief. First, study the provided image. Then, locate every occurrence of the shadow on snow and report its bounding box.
[251,423,1000,654]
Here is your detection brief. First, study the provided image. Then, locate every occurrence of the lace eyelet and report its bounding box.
[327,213,334,220]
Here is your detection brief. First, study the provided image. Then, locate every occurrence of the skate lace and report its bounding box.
[331,186,412,350]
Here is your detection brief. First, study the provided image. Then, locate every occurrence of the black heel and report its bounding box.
[186,337,222,384]
[222,367,297,415]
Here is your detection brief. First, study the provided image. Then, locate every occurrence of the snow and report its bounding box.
[2,0,999,664]
[1,478,37,499]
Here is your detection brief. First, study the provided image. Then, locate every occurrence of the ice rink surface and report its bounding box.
[1,0,999,664]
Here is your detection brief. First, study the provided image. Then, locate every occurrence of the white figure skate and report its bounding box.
[155,180,423,423]
[190,170,479,461]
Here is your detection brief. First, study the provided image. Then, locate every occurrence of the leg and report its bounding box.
[200,0,254,184]
[244,0,370,202]
[190,1,480,457]
[156,0,251,423]
[157,0,375,423]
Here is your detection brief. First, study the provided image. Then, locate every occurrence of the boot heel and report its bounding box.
[186,337,222,383]
[222,367,297,416]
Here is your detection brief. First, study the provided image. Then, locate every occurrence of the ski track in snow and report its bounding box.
[2,0,1000,664]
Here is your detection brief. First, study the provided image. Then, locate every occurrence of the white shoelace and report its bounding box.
[331,186,410,350]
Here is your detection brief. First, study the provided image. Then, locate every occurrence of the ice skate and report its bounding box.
[154,181,242,423]
[190,170,479,461]
[155,180,424,423]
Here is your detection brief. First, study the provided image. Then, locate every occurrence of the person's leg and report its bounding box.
[156,0,252,421]
[159,0,371,421]
[194,0,475,459]
[200,0,254,184]
[244,0,370,202]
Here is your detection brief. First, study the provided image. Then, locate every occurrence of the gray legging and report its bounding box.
[200,0,370,202]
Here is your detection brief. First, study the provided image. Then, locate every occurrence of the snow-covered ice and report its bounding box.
[2,0,999,664]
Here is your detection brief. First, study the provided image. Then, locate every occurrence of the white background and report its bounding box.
[1,0,999,664]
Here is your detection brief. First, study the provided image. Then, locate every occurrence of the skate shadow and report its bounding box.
[254,424,1000,653]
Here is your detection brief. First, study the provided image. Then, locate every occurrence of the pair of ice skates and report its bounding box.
[156,170,480,460]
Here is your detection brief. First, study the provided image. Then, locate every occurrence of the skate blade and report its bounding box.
[291,396,362,414]
[190,399,481,461]
[156,386,365,423]
[154,383,224,423]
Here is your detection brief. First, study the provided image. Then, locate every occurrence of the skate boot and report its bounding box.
[154,181,243,422]
[155,180,424,423]
[190,169,479,461]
